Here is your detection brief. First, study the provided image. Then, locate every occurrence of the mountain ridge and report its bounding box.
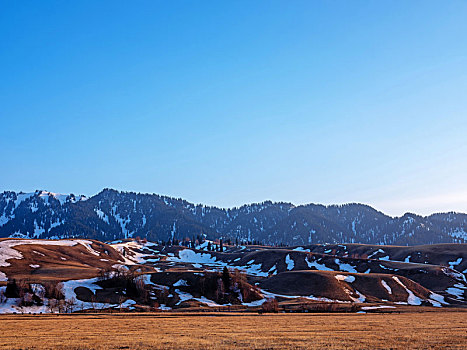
[1,188,466,245]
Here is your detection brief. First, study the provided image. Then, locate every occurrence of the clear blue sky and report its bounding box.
[1,1,467,216]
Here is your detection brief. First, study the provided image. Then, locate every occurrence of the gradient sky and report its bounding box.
[1,1,467,216]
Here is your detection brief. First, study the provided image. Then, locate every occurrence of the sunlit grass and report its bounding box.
[0,311,466,349]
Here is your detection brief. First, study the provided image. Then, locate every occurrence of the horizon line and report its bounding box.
[2,187,466,220]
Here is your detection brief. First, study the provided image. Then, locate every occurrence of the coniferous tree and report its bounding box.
[222,266,231,291]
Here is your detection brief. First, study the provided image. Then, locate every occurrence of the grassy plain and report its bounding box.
[0,311,466,349]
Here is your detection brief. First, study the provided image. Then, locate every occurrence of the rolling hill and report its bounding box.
[0,238,465,313]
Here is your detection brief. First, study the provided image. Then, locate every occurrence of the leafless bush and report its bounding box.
[153,287,170,305]
[58,299,66,313]
[19,292,34,307]
[0,290,6,303]
[231,269,247,286]
[65,297,77,313]
[90,296,97,312]
[98,267,113,282]
[261,298,279,313]
[31,284,45,299]
[301,302,351,313]
[44,281,65,300]
[16,279,30,293]
[214,278,225,302]
[118,295,126,312]
[99,299,110,312]
[241,284,261,303]
[47,298,58,313]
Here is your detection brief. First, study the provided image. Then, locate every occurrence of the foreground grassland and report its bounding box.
[0,311,466,349]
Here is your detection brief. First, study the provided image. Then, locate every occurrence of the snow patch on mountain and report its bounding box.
[449,228,467,240]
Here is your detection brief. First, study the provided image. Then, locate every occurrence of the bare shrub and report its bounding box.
[151,301,160,311]
[31,284,45,299]
[19,292,34,307]
[214,278,225,303]
[90,296,97,312]
[100,299,110,312]
[118,295,126,312]
[44,281,65,300]
[231,269,247,285]
[65,297,77,313]
[240,283,261,303]
[153,287,170,306]
[135,276,149,301]
[98,267,113,282]
[0,289,6,303]
[58,299,66,313]
[47,299,58,313]
[261,298,279,313]
[303,302,347,313]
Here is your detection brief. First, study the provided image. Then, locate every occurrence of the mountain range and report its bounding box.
[1,189,466,245]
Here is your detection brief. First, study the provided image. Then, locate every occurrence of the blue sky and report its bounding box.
[1,1,467,216]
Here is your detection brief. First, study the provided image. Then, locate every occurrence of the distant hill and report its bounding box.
[1,188,467,245]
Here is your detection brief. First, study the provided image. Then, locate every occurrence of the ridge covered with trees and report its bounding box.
[0,189,466,245]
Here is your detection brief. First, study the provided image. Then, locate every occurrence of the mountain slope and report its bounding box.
[1,189,467,245]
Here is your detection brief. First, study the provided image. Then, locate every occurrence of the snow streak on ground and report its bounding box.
[361,305,395,310]
[392,277,422,306]
[381,280,392,294]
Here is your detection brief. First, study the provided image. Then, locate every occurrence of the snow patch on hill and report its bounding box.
[305,256,333,271]
[393,276,422,305]
[381,280,392,294]
[335,259,357,273]
[285,254,294,270]
[335,274,355,283]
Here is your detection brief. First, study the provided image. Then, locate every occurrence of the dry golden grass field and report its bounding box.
[0,311,466,349]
